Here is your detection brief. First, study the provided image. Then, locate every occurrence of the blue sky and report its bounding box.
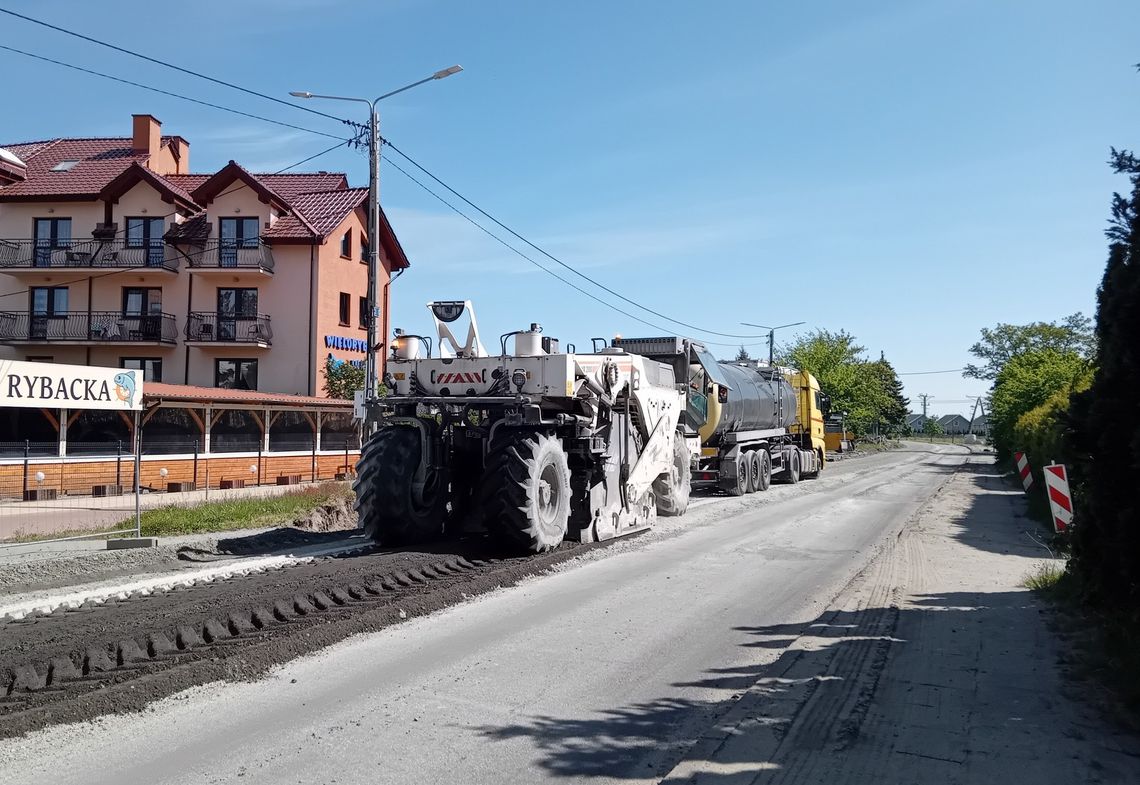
[2,0,1138,416]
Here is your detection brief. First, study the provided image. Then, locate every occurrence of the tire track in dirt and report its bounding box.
[0,538,597,738]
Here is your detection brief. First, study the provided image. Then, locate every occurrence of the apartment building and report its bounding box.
[0,114,409,396]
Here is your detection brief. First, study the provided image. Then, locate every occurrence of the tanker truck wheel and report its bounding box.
[745,451,762,493]
[722,453,748,497]
[354,427,447,546]
[483,431,570,553]
[654,433,691,516]
[756,449,772,491]
[785,449,801,484]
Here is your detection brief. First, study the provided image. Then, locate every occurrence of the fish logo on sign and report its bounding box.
[1043,463,1073,533]
[113,372,137,408]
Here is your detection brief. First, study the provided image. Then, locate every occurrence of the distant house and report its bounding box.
[966,413,989,435]
[937,414,972,435]
[905,413,926,432]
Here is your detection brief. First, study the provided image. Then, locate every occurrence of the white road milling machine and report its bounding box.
[354,301,690,553]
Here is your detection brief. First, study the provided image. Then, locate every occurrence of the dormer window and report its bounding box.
[51,160,80,172]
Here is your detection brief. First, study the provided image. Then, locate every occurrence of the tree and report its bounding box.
[964,313,1094,381]
[733,345,753,363]
[780,330,894,435]
[988,349,1089,456]
[323,356,364,399]
[866,355,909,435]
[921,417,944,436]
[1068,143,1140,611]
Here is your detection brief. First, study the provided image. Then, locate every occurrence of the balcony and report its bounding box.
[0,239,179,273]
[0,311,178,345]
[184,312,273,347]
[182,240,275,275]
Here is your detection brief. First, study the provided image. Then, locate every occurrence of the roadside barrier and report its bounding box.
[1013,451,1033,492]
[1043,462,1073,533]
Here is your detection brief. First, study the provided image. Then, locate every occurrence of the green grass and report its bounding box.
[131,483,352,538]
[1022,560,1068,593]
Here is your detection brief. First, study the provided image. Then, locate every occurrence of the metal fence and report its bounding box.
[0,437,360,546]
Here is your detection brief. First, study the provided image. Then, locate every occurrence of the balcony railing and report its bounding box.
[0,311,178,343]
[185,312,273,344]
[0,239,179,271]
[183,240,275,273]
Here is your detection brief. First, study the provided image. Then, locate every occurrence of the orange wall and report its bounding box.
[313,206,392,395]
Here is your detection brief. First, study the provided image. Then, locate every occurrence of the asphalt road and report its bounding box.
[0,444,968,785]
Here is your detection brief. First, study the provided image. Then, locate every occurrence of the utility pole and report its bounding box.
[290,66,462,415]
[740,321,806,365]
[918,393,932,422]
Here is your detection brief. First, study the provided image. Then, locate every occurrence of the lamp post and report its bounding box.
[290,65,462,410]
[739,321,805,366]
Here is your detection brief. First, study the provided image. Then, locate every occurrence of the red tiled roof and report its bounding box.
[164,213,211,244]
[0,137,174,200]
[255,172,348,202]
[163,173,211,193]
[264,187,367,240]
[100,162,198,210]
[189,160,291,212]
[144,382,352,409]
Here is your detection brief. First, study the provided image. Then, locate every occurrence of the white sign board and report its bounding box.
[1043,463,1073,534]
[0,360,143,411]
[353,389,366,421]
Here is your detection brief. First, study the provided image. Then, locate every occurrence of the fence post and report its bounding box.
[344,442,349,477]
[116,439,123,487]
[311,436,317,483]
[133,412,142,538]
[22,439,29,500]
[193,439,199,490]
[257,440,263,486]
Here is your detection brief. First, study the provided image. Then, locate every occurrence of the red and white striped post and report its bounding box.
[1014,451,1033,492]
[1043,462,1073,534]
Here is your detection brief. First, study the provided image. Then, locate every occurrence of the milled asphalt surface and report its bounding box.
[0,444,971,784]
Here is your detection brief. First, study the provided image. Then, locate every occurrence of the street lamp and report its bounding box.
[740,321,806,365]
[290,65,462,415]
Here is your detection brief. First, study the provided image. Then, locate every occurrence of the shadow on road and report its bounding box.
[470,452,1140,782]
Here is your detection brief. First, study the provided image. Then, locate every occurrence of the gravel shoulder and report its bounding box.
[664,453,1140,784]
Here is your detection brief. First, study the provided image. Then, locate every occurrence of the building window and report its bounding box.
[32,218,72,266]
[360,239,368,263]
[30,287,68,315]
[125,217,166,266]
[123,287,162,316]
[340,229,352,259]
[29,286,69,341]
[218,217,260,267]
[359,296,369,328]
[122,287,164,340]
[338,292,350,326]
[217,287,259,341]
[121,357,163,382]
[215,359,258,390]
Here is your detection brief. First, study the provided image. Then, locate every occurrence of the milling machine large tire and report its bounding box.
[654,433,691,517]
[354,426,447,546]
[481,431,571,553]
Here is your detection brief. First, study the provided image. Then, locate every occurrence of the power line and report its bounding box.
[1,22,767,342]
[0,45,346,141]
[0,7,348,127]
[382,157,768,348]
[897,368,967,376]
[381,140,767,341]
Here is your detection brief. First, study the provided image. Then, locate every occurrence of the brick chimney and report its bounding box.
[131,114,162,158]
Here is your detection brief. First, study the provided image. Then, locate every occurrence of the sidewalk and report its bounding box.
[0,480,344,540]
[664,455,1140,784]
